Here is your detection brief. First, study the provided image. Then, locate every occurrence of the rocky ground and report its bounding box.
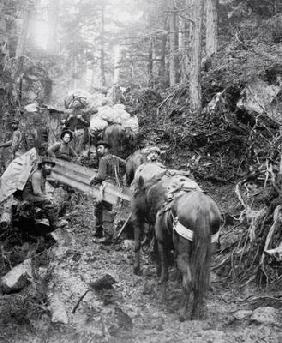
[1,186,282,343]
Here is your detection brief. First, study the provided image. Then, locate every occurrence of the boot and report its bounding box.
[95,225,104,238]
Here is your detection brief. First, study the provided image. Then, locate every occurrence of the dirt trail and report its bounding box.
[2,197,282,343]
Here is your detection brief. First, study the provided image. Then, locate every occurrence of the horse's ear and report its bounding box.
[138,176,145,190]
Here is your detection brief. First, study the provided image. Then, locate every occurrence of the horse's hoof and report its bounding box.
[133,266,142,276]
[179,315,185,322]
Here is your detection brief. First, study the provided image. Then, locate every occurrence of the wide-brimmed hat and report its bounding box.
[38,157,55,168]
[60,129,73,140]
[95,140,111,149]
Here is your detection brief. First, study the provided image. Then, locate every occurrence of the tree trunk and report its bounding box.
[179,15,187,83]
[168,0,176,86]
[205,0,218,57]
[159,29,168,87]
[113,43,121,85]
[16,3,32,106]
[100,5,106,87]
[16,4,32,58]
[47,0,60,54]
[72,55,78,89]
[190,0,204,114]
[148,39,153,87]
[130,55,134,84]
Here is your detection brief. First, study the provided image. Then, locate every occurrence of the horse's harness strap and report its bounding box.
[173,217,220,243]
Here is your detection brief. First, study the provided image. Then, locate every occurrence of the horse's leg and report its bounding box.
[157,240,168,301]
[133,215,144,275]
[191,271,210,319]
[190,207,211,320]
[154,235,161,277]
[155,214,168,300]
[176,251,193,321]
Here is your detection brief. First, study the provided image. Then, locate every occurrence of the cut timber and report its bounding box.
[0,208,12,229]
[48,158,131,205]
[0,196,13,229]
[0,148,38,204]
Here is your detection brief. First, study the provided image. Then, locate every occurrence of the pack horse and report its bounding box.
[131,167,222,320]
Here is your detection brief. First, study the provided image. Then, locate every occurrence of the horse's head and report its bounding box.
[133,175,145,196]
[132,175,147,213]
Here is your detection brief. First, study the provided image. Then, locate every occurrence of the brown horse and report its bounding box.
[131,171,221,320]
[126,150,147,186]
[126,151,166,187]
[103,124,136,159]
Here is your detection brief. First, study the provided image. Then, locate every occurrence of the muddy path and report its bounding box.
[1,194,282,343]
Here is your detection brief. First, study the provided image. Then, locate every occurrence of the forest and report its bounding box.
[0,0,282,342]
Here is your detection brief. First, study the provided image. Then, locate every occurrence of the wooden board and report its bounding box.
[47,157,131,205]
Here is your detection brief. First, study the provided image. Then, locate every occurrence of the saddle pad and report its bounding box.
[173,218,219,243]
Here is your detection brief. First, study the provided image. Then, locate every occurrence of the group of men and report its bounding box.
[0,115,162,241]
[0,118,128,238]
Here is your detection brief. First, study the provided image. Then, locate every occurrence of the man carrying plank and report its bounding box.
[90,140,126,240]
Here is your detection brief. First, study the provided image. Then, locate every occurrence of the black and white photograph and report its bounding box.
[0,0,282,342]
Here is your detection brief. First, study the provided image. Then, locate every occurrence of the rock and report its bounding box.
[250,307,281,326]
[121,240,135,251]
[151,317,164,331]
[114,306,133,330]
[233,309,253,320]
[143,280,155,295]
[24,103,38,112]
[146,316,164,331]
[51,228,72,246]
[237,78,281,123]
[49,294,68,324]
[0,259,32,294]
[90,274,116,291]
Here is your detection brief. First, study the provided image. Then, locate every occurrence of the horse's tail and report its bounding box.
[191,204,211,300]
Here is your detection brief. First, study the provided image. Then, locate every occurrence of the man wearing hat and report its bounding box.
[64,111,90,155]
[48,129,77,162]
[21,157,63,230]
[90,140,126,239]
[0,119,27,162]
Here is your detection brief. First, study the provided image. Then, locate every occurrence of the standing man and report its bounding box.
[48,130,77,162]
[90,141,126,240]
[0,119,27,163]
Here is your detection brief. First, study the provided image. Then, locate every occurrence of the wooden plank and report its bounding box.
[47,158,132,205]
